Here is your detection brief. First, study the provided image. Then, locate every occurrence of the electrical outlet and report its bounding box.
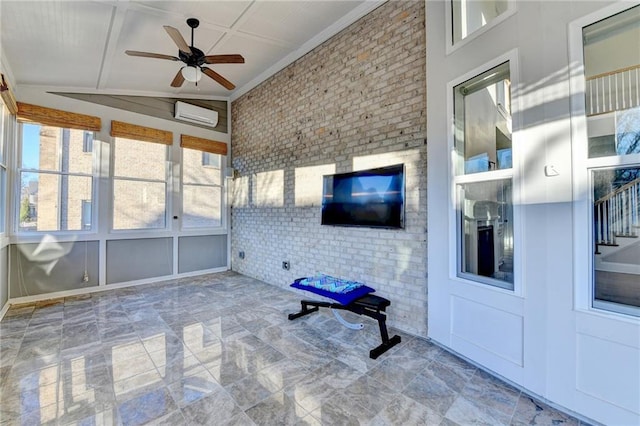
[282,261,290,270]
[239,251,245,259]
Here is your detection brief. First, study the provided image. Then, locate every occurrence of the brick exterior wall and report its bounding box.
[230,1,427,335]
[36,127,92,231]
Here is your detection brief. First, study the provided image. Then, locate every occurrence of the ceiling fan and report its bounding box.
[125,18,244,90]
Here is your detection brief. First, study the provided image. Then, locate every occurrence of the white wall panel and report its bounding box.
[576,333,640,415]
[451,295,523,366]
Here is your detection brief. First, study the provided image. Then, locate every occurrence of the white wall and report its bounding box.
[427,1,639,424]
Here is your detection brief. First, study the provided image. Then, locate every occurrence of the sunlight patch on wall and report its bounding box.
[233,175,250,208]
[255,170,284,207]
[294,164,335,207]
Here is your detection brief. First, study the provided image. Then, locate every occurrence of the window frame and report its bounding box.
[0,103,7,237]
[569,2,640,319]
[181,147,225,230]
[445,0,517,55]
[15,123,97,234]
[110,136,171,233]
[446,49,522,294]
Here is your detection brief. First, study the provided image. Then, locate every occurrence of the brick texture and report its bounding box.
[230,1,427,335]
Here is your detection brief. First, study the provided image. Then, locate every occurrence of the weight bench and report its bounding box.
[288,276,401,359]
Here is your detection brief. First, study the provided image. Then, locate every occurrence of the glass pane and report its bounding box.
[454,62,511,175]
[583,5,640,158]
[22,124,58,171]
[113,179,166,230]
[452,0,509,44]
[458,178,514,289]
[183,148,222,185]
[113,138,166,180]
[182,184,221,228]
[18,172,92,232]
[593,167,640,310]
[66,129,93,174]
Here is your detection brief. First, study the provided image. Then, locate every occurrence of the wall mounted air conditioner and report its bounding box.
[174,101,219,128]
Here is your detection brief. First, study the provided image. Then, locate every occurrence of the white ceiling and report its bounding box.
[0,0,384,100]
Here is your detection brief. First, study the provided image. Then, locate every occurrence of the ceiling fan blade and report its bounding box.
[170,70,185,88]
[201,67,235,90]
[125,50,180,61]
[163,25,192,55]
[203,54,245,64]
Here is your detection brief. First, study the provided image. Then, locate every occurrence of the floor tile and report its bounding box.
[244,391,310,426]
[511,395,580,426]
[180,389,242,424]
[0,272,589,426]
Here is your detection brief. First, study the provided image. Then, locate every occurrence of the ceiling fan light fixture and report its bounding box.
[181,66,202,82]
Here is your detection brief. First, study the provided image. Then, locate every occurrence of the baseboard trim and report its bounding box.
[6,267,229,307]
[0,301,9,321]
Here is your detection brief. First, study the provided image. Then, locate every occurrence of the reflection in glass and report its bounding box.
[459,178,514,289]
[592,167,640,311]
[451,0,509,44]
[583,5,640,158]
[454,62,512,175]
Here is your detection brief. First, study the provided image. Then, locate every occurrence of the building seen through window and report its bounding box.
[18,124,94,232]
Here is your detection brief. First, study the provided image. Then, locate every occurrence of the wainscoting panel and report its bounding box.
[106,237,172,284]
[10,241,100,297]
[576,333,640,415]
[451,295,524,367]
[178,235,227,273]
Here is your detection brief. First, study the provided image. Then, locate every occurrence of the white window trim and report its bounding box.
[110,137,172,233]
[14,124,98,236]
[446,48,523,296]
[445,0,517,56]
[569,1,640,320]
[0,103,8,243]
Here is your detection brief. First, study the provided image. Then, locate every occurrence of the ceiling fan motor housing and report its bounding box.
[179,46,206,67]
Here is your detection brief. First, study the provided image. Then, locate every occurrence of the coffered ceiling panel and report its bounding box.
[1,1,114,87]
[0,0,383,99]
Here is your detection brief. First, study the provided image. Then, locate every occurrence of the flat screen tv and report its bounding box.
[321,164,405,229]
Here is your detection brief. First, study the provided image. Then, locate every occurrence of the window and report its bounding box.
[582,5,640,315]
[202,152,220,168]
[0,103,6,234]
[182,148,222,228]
[83,131,93,153]
[18,124,95,232]
[453,60,514,289]
[450,0,514,47]
[112,137,168,230]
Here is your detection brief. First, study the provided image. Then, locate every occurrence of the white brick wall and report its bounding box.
[230,1,427,335]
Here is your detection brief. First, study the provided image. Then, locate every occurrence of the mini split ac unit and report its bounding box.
[174,101,219,128]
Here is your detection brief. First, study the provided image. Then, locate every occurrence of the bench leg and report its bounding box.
[288,300,327,320]
[365,310,401,359]
[370,335,402,359]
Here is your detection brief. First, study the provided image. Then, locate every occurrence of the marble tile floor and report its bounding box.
[0,271,592,426]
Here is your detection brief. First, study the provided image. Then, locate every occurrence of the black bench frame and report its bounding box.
[288,294,401,359]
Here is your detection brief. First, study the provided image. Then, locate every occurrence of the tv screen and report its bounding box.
[321,164,405,229]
